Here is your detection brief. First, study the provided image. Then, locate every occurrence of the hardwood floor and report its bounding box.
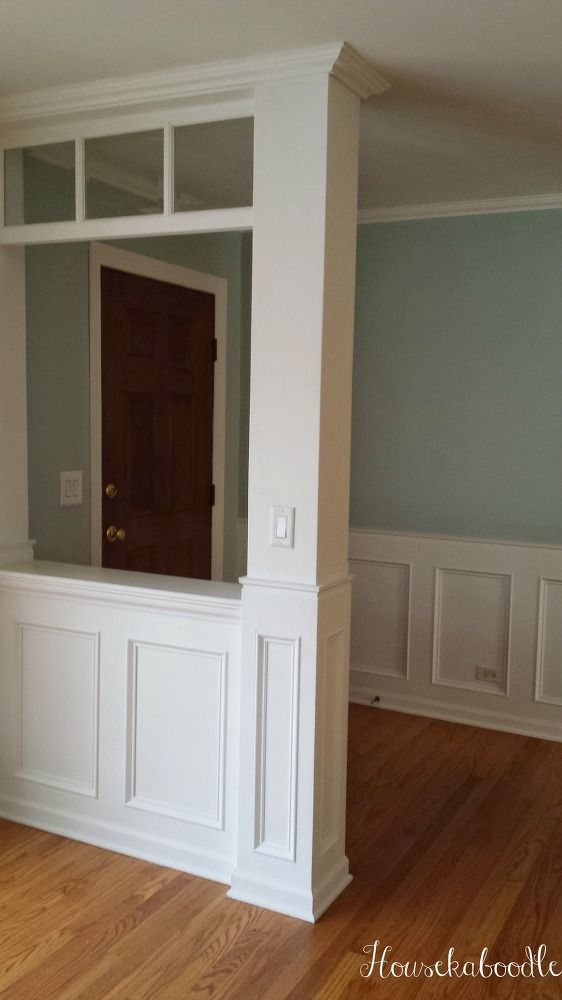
[2,706,562,998]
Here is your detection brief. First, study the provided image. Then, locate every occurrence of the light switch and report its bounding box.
[270,506,295,548]
[275,515,287,539]
[60,470,83,506]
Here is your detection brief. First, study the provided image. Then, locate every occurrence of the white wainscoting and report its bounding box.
[254,635,300,862]
[236,519,562,741]
[16,623,100,796]
[348,530,562,742]
[0,561,242,884]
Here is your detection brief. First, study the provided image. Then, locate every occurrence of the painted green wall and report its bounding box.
[26,232,247,580]
[351,211,562,543]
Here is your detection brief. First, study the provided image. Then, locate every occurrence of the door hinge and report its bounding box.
[210,483,216,507]
[213,338,218,362]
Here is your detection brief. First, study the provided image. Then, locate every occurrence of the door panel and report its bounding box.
[101,266,215,579]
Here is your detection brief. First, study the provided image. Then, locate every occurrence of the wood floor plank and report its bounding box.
[2,706,562,998]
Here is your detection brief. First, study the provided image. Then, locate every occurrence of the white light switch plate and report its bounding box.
[270,506,295,548]
[60,470,83,506]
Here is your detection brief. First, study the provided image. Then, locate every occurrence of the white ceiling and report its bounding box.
[0,0,560,209]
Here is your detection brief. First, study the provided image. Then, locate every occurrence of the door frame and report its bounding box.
[89,242,227,580]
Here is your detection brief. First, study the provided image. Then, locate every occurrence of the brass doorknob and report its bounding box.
[105,483,118,499]
[106,525,126,542]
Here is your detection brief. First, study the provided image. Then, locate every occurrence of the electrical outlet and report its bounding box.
[475,666,498,683]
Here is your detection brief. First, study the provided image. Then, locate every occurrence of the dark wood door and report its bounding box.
[101,266,215,578]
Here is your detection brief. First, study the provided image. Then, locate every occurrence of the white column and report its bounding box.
[229,69,362,921]
[0,245,31,564]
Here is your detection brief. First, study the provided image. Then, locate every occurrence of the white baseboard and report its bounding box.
[0,795,234,885]
[228,856,351,923]
[312,857,353,921]
[350,674,562,744]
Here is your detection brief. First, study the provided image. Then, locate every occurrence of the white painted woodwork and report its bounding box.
[433,569,511,696]
[349,529,562,743]
[245,74,359,586]
[17,624,99,795]
[127,641,227,827]
[0,43,384,923]
[0,43,387,127]
[357,192,562,224]
[254,635,300,860]
[0,207,253,247]
[231,69,363,922]
[536,579,562,706]
[0,562,241,884]
[350,558,411,678]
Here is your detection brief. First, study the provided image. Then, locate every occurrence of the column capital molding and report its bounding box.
[240,575,354,596]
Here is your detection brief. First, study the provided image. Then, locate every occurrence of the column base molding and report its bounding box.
[228,856,352,923]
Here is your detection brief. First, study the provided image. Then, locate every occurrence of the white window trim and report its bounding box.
[89,242,227,581]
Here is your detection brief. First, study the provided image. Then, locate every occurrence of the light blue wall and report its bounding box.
[27,243,91,563]
[27,209,562,566]
[351,211,562,543]
[26,232,248,580]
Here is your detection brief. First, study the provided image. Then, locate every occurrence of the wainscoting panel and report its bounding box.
[350,559,410,678]
[536,579,562,706]
[254,635,300,861]
[0,562,242,884]
[349,530,562,742]
[433,568,511,696]
[127,641,227,828]
[17,623,99,796]
[317,628,346,856]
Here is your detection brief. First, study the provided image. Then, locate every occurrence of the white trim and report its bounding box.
[126,641,228,830]
[240,574,354,595]
[0,43,388,124]
[349,525,562,553]
[348,556,412,681]
[1,101,255,149]
[349,682,562,745]
[89,243,227,582]
[535,577,562,707]
[431,567,512,698]
[0,563,242,622]
[253,635,300,862]
[358,192,562,224]
[1,206,252,246]
[228,857,352,922]
[15,623,101,798]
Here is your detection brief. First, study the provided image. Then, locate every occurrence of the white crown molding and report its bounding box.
[331,43,390,99]
[358,192,562,224]
[0,44,389,125]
